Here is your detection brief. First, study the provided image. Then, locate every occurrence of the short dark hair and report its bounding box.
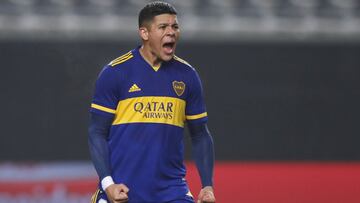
[138,1,177,28]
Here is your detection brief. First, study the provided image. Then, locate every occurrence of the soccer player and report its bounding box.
[88,2,215,203]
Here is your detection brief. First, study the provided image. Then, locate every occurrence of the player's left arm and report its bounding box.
[188,122,216,203]
[186,66,215,202]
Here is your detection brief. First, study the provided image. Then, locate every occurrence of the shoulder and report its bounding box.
[98,50,133,80]
[173,55,196,72]
[172,55,202,83]
[108,50,135,68]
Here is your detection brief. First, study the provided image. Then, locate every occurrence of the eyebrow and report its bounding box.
[157,23,178,27]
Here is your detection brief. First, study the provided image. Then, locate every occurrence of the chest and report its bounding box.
[120,65,190,101]
[112,64,190,127]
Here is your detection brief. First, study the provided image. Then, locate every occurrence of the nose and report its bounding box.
[166,26,176,36]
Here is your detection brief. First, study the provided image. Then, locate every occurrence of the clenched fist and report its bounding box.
[105,183,129,203]
[197,186,215,203]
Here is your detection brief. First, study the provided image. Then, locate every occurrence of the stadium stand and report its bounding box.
[0,0,359,40]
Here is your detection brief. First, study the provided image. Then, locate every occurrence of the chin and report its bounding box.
[161,54,174,62]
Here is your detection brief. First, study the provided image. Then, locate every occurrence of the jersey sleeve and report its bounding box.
[185,69,208,124]
[90,66,120,118]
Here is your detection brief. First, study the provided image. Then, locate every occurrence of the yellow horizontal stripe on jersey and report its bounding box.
[110,55,134,66]
[112,96,186,127]
[186,112,208,120]
[91,103,116,114]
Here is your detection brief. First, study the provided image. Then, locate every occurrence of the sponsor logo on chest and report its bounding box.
[134,101,174,119]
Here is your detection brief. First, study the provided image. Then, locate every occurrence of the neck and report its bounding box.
[139,45,161,68]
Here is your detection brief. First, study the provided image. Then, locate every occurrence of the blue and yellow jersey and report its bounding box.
[90,46,207,202]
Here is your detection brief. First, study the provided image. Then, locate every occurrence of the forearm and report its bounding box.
[88,112,113,184]
[189,122,215,187]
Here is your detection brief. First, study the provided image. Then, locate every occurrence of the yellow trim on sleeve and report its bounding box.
[110,55,134,67]
[91,103,116,114]
[109,51,134,67]
[173,55,192,67]
[112,51,132,62]
[186,112,208,120]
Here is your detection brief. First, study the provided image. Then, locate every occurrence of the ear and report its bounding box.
[139,27,149,41]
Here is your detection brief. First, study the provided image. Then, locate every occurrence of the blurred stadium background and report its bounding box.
[1,0,360,202]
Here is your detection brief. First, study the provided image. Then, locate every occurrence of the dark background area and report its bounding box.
[1,40,360,161]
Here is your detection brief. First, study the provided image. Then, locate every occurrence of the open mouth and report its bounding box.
[162,42,175,55]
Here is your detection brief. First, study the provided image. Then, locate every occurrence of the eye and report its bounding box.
[173,25,179,30]
[159,25,166,30]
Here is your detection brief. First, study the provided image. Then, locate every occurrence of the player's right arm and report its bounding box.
[88,113,130,203]
[88,66,129,203]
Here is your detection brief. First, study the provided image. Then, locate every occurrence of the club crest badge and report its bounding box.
[172,81,185,96]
